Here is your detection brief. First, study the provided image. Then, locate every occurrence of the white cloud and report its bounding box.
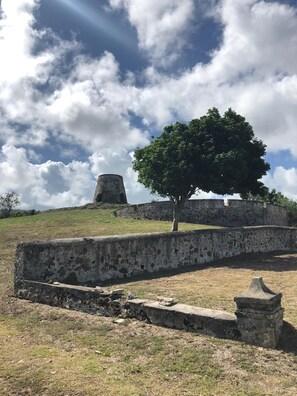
[0,145,35,192]
[109,0,195,65]
[46,52,150,151]
[0,0,40,84]
[0,1,150,155]
[0,144,95,209]
[114,0,297,154]
[264,166,297,200]
[211,0,297,78]
[0,0,79,141]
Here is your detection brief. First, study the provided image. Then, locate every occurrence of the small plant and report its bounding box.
[124,354,131,363]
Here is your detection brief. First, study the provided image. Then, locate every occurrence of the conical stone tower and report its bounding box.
[93,174,127,204]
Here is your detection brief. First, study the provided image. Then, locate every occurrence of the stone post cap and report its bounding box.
[234,277,282,305]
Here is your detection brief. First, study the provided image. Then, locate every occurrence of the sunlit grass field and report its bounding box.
[1,208,297,396]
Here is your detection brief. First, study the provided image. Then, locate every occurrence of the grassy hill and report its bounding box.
[1,209,297,395]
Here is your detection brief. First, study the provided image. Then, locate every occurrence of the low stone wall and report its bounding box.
[128,299,239,340]
[115,199,288,227]
[12,281,241,341]
[14,277,285,348]
[128,276,284,348]
[15,280,124,317]
[15,226,297,288]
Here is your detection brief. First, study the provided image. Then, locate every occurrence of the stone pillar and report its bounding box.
[93,174,127,204]
[234,277,283,348]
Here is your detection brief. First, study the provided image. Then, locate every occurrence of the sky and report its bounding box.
[0,0,297,210]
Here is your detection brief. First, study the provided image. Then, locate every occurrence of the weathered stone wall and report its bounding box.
[15,226,297,288]
[14,278,285,348]
[128,298,239,340]
[234,277,284,348]
[15,280,125,317]
[115,199,288,227]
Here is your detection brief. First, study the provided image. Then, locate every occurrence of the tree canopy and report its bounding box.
[133,108,270,231]
[0,192,20,218]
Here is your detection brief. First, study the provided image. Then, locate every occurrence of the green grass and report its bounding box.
[1,208,297,395]
[0,208,211,242]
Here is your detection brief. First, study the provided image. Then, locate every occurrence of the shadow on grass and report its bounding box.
[219,251,297,272]
[278,321,297,354]
[100,250,297,287]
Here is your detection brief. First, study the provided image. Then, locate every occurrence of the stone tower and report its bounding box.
[93,174,127,204]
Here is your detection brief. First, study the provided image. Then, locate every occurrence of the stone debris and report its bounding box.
[95,286,105,293]
[157,297,177,306]
[127,292,135,300]
[48,280,59,284]
[111,289,124,298]
[114,318,126,324]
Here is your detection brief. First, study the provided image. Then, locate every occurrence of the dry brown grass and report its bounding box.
[114,252,297,326]
[1,209,297,395]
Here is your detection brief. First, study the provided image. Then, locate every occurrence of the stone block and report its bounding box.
[127,299,240,340]
[234,277,284,348]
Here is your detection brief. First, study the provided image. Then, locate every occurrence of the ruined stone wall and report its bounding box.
[15,280,124,317]
[115,199,288,227]
[15,226,297,287]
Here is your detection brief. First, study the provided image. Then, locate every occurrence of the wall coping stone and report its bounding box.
[17,225,296,247]
[122,199,285,208]
[129,298,236,321]
[127,298,239,340]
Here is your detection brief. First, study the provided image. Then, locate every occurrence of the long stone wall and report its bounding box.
[115,199,288,227]
[15,226,297,288]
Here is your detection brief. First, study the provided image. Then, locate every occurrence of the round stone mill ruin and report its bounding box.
[93,174,127,204]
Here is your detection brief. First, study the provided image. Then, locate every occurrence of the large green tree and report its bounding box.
[133,108,270,231]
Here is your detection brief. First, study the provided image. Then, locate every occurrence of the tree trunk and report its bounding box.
[171,201,183,232]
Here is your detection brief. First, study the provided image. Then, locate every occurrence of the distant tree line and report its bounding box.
[0,192,39,219]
